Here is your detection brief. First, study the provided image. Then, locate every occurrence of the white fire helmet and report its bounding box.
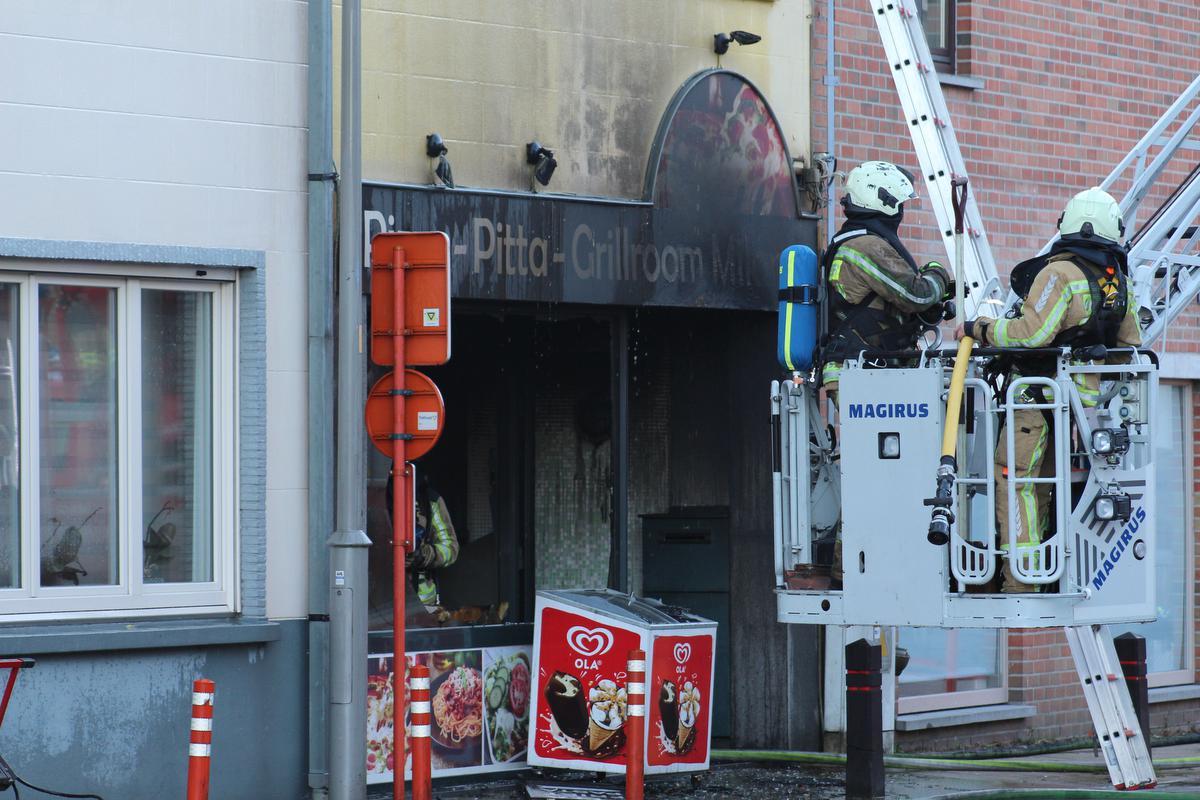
[844,161,918,216]
[1058,187,1125,244]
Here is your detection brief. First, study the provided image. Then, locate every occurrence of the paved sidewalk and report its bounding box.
[369,742,1200,799]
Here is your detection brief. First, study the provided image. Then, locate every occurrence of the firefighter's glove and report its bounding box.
[920,261,954,301]
[411,542,436,569]
[916,303,949,327]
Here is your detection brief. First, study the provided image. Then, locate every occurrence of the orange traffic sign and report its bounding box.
[364,369,446,460]
[370,231,451,367]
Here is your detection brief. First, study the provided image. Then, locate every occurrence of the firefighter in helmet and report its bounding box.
[385,473,459,609]
[821,160,955,396]
[963,187,1142,592]
[822,161,953,593]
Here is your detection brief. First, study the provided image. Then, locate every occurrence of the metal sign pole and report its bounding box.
[392,247,410,800]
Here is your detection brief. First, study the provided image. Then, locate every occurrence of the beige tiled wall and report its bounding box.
[339,0,812,199]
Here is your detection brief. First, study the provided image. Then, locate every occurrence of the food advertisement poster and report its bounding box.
[647,634,714,767]
[366,646,532,783]
[530,605,644,771]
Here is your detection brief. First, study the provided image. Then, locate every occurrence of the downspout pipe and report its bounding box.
[306,0,335,796]
[328,0,370,798]
[824,0,836,244]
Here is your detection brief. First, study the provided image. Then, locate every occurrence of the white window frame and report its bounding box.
[0,265,237,621]
[1145,379,1195,688]
[896,628,1009,714]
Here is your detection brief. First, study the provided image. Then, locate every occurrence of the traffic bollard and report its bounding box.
[625,649,646,800]
[1115,633,1151,758]
[846,639,884,799]
[187,678,215,800]
[410,663,432,800]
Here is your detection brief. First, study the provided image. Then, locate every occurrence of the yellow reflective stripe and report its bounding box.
[829,258,842,284]
[1021,424,1049,547]
[992,279,1089,347]
[1073,374,1101,407]
[839,247,937,304]
[783,249,796,371]
[429,502,454,563]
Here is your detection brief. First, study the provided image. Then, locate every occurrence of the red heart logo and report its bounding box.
[567,625,614,658]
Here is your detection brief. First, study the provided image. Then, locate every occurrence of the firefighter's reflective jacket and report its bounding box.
[412,491,459,606]
[386,477,460,606]
[969,252,1142,405]
[822,231,950,386]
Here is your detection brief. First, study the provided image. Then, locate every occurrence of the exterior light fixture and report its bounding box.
[714,30,762,55]
[1093,492,1132,522]
[1090,427,1130,456]
[526,141,557,191]
[426,133,454,188]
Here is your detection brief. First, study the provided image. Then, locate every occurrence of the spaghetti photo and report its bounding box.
[432,665,483,745]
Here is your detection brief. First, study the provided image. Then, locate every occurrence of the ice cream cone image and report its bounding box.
[545,671,588,742]
[676,680,701,755]
[584,679,627,758]
[659,680,680,747]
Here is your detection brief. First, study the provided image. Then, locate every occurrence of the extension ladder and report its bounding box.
[866,0,1002,317]
[1064,624,1157,790]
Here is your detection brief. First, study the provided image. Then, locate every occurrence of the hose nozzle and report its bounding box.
[927,508,952,546]
[923,458,957,546]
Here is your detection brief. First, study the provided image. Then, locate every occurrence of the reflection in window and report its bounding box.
[39,285,118,587]
[0,286,18,588]
[898,627,1005,711]
[1129,383,1191,677]
[917,0,954,69]
[142,290,213,584]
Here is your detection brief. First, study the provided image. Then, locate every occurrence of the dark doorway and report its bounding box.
[367,308,616,628]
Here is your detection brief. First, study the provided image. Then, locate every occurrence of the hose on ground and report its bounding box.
[710,748,1200,772]
[926,792,1200,800]
[897,731,1200,761]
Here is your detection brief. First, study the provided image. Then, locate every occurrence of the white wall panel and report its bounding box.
[1,0,306,64]
[0,4,311,619]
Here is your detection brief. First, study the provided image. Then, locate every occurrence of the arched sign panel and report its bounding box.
[364,69,815,311]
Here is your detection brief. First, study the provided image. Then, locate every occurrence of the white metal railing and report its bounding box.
[1002,376,1069,585]
[949,377,999,585]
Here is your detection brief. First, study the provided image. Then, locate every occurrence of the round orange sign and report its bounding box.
[364,369,446,460]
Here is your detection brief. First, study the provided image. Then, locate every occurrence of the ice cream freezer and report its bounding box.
[528,589,717,775]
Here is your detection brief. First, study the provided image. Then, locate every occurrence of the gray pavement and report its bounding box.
[369,743,1200,799]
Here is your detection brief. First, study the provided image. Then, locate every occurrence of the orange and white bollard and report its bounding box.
[187,678,215,800]
[409,663,432,800]
[625,649,646,800]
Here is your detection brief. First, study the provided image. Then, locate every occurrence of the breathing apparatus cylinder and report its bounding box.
[777,244,820,372]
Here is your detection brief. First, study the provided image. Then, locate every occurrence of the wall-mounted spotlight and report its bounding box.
[714,30,762,56]
[526,141,557,192]
[426,133,454,188]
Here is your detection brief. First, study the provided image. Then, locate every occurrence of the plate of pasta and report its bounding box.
[430,664,483,752]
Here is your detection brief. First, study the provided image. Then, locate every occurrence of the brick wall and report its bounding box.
[811,0,1200,749]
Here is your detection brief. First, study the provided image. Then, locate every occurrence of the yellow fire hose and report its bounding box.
[941,335,974,458]
[926,178,974,545]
